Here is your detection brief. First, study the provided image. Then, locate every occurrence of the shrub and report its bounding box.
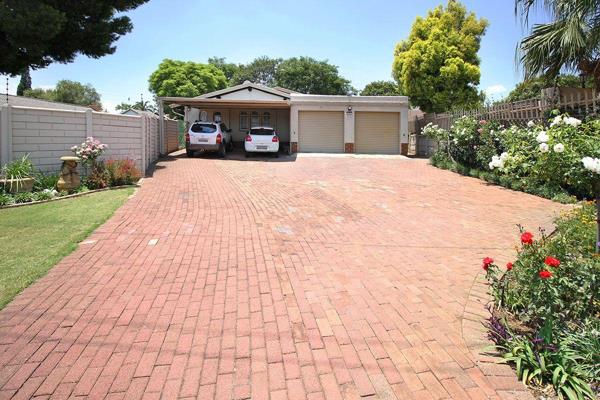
[13,192,34,203]
[33,173,59,191]
[0,193,14,206]
[85,162,110,190]
[105,159,141,186]
[71,137,108,166]
[33,190,55,201]
[483,204,599,398]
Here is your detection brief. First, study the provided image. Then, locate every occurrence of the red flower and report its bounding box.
[539,270,552,279]
[544,256,560,268]
[521,232,534,245]
[506,262,513,271]
[482,257,494,271]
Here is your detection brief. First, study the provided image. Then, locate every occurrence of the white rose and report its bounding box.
[550,115,563,127]
[553,143,565,153]
[500,152,509,161]
[582,157,600,173]
[536,131,549,143]
[539,143,549,153]
[527,120,535,128]
[565,117,581,127]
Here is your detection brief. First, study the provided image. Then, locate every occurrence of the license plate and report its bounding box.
[197,138,208,143]
[256,145,268,150]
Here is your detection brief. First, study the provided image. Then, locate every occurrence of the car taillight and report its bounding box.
[245,135,252,142]
[272,136,279,142]
[216,133,222,144]
[185,133,190,143]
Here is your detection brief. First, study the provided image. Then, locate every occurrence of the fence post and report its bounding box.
[140,115,147,176]
[0,104,13,166]
[85,109,93,139]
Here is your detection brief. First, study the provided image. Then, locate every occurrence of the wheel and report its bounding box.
[245,151,250,158]
[186,149,194,157]
[227,140,234,151]
[219,143,227,158]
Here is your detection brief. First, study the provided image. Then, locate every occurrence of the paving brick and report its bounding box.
[0,155,562,399]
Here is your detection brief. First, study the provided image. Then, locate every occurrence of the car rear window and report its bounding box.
[191,123,217,133]
[250,128,274,135]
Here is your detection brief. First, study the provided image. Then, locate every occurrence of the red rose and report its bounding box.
[521,232,534,245]
[506,262,513,271]
[544,256,560,268]
[539,270,552,279]
[482,257,494,271]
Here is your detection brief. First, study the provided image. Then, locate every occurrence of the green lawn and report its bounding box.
[0,188,134,309]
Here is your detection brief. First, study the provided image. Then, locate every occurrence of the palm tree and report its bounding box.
[516,0,600,89]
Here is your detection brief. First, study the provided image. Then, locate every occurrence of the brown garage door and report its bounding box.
[298,111,344,153]
[355,112,400,154]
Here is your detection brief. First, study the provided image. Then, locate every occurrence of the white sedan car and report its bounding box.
[244,127,279,157]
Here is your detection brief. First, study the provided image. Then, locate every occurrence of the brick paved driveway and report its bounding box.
[0,153,564,399]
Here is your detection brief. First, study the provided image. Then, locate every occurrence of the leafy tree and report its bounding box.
[231,56,282,86]
[16,68,31,96]
[115,99,157,113]
[361,80,401,96]
[392,1,488,113]
[148,59,227,97]
[506,74,592,102]
[275,57,353,95]
[208,57,241,83]
[24,79,102,108]
[516,0,600,89]
[0,0,148,76]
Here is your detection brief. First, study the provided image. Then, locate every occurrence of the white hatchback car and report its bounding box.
[186,122,233,157]
[244,127,279,157]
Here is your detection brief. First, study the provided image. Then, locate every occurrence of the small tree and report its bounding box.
[392,1,488,113]
[230,56,282,86]
[148,59,227,97]
[361,81,401,96]
[24,79,102,108]
[275,57,353,95]
[16,68,31,96]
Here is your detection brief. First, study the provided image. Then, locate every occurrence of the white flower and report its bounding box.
[527,120,535,128]
[553,143,565,153]
[489,155,505,170]
[565,117,581,127]
[536,131,549,143]
[582,157,600,174]
[500,152,509,161]
[550,115,563,127]
[539,143,549,153]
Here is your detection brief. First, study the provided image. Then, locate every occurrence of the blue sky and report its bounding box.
[5,0,541,111]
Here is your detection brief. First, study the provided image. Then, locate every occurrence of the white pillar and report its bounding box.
[344,107,355,150]
[140,115,147,175]
[400,106,409,154]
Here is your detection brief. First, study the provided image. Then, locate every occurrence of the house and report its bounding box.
[158,81,409,155]
[120,109,157,117]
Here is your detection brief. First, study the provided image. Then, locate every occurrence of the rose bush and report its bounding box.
[425,113,600,201]
[483,204,599,398]
[71,136,108,166]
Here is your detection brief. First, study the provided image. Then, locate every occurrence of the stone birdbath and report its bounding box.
[57,156,81,191]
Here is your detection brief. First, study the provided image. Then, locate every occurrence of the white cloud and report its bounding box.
[484,84,507,97]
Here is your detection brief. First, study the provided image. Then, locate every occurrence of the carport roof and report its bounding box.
[159,97,290,109]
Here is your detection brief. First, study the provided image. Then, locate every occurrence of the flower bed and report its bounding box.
[1,138,142,207]
[482,205,599,399]
[424,114,600,202]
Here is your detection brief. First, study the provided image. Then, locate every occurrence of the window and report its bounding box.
[191,123,217,133]
[262,112,271,127]
[239,110,274,131]
[213,111,222,123]
[240,112,249,130]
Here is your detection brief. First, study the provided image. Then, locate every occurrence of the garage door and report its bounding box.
[299,111,344,153]
[355,112,400,154]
